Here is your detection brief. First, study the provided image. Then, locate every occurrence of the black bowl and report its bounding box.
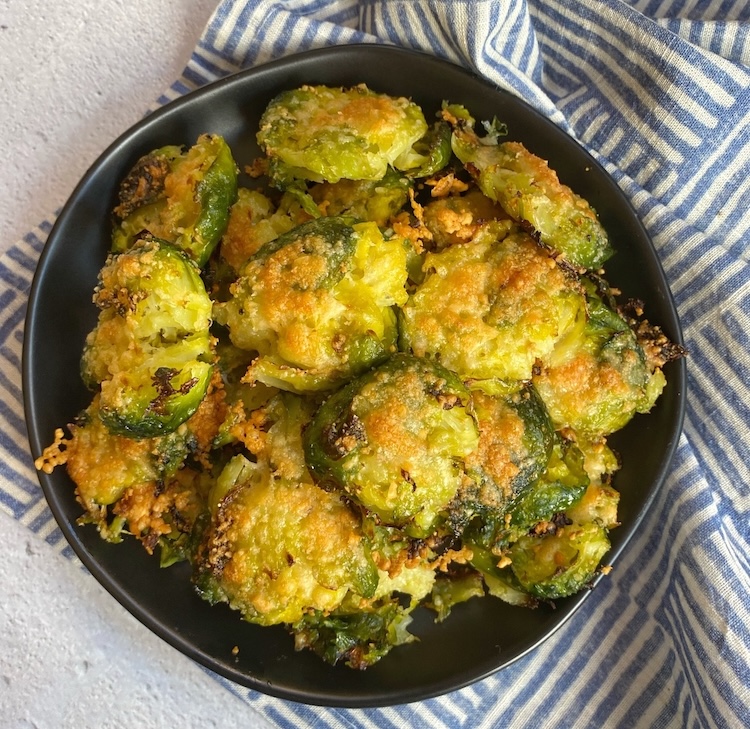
[23,45,686,707]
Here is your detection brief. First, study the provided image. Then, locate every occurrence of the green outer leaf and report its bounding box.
[191,137,239,266]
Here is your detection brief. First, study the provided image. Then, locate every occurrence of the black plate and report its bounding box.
[23,45,686,707]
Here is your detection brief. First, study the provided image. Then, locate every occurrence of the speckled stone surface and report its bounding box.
[0,2,274,725]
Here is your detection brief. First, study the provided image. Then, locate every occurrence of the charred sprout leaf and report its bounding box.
[292,596,417,669]
[398,120,453,178]
[113,145,177,219]
[281,179,324,219]
[304,354,479,537]
[82,238,214,438]
[444,104,613,270]
[399,224,585,382]
[533,277,666,437]
[215,216,408,392]
[257,84,428,185]
[468,544,537,607]
[113,134,238,267]
[154,469,225,569]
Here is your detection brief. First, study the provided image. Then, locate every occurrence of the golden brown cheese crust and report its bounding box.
[308,90,409,139]
[66,418,159,510]
[423,189,509,249]
[112,474,204,554]
[465,391,526,503]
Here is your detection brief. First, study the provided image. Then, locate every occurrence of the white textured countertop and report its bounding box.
[0,2,273,726]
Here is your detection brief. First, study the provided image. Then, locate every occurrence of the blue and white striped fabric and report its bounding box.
[3,1,749,727]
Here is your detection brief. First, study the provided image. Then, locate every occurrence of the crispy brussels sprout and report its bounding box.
[467,435,603,603]
[304,354,479,537]
[399,224,585,382]
[195,454,377,626]
[215,216,408,392]
[113,133,238,266]
[81,238,214,437]
[445,105,614,270]
[309,168,413,227]
[65,397,191,514]
[257,84,428,185]
[509,522,611,600]
[287,506,443,668]
[450,383,554,533]
[504,460,619,601]
[195,392,379,626]
[422,188,509,249]
[51,395,199,553]
[467,435,589,557]
[218,188,309,273]
[533,279,666,437]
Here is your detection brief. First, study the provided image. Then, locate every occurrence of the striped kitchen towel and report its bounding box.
[3,1,749,727]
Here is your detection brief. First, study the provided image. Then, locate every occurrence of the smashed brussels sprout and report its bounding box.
[510,522,611,600]
[304,354,478,537]
[81,237,214,437]
[445,105,614,270]
[215,216,408,392]
[36,85,683,671]
[195,452,378,626]
[399,224,585,382]
[38,394,213,559]
[533,278,666,437]
[113,133,238,266]
[467,435,613,601]
[257,84,428,185]
[65,397,190,512]
[451,383,554,534]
